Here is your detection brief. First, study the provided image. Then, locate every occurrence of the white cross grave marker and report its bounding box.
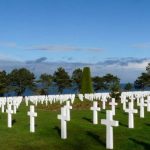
[64,101,72,121]
[109,98,118,115]
[101,97,107,109]
[57,107,68,139]
[139,97,147,118]
[101,110,119,149]
[27,105,37,133]
[90,101,101,124]
[1,100,5,113]
[6,104,14,128]
[125,102,138,128]
[146,96,150,112]
[13,100,17,114]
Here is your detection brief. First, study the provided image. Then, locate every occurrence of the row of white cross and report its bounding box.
[24,94,75,106]
[0,91,150,150]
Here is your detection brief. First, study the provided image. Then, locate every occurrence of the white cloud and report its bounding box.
[0,57,149,83]
[0,41,17,48]
[132,42,150,49]
[25,45,103,52]
[0,41,103,52]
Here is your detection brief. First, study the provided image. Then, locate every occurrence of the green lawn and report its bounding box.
[0,101,150,150]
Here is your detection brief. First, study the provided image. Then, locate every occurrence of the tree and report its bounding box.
[92,76,106,92]
[134,63,150,90]
[71,68,82,93]
[0,71,8,96]
[134,73,150,90]
[38,73,53,95]
[146,63,150,74]
[103,73,120,90]
[124,83,133,91]
[109,81,121,100]
[81,67,93,94]
[8,68,35,96]
[134,79,145,90]
[53,67,71,93]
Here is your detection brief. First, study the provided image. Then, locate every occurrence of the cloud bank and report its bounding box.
[0,42,103,52]
[0,57,149,83]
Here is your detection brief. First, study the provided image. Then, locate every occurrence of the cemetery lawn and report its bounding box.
[0,102,150,150]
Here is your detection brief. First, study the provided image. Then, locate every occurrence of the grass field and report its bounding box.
[0,101,150,150]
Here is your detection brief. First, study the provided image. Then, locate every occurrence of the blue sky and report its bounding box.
[0,0,150,82]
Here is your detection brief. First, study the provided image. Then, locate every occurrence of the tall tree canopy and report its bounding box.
[103,73,120,90]
[8,68,35,96]
[92,76,106,92]
[124,83,133,91]
[71,68,82,93]
[81,67,93,94]
[134,63,150,90]
[53,67,71,93]
[38,73,53,95]
[0,71,8,96]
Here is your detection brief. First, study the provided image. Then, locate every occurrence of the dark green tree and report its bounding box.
[124,83,133,91]
[109,81,121,100]
[103,73,120,90]
[92,76,106,92]
[8,68,35,96]
[37,73,53,95]
[81,67,93,94]
[134,63,150,90]
[53,67,71,93]
[0,71,8,96]
[146,63,150,74]
[71,68,82,93]
[134,73,150,90]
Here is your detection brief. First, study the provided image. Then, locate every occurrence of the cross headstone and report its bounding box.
[6,104,14,128]
[101,97,107,109]
[101,110,119,149]
[139,97,147,118]
[125,102,138,128]
[123,98,128,111]
[57,107,68,139]
[25,97,29,106]
[130,95,135,104]
[13,100,17,114]
[27,105,37,133]
[64,101,72,121]
[1,100,5,113]
[109,98,118,115]
[90,101,101,124]
[146,96,150,112]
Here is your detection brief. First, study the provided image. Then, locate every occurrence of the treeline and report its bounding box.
[0,63,149,96]
[0,67,120,96]
[134,63,150,89]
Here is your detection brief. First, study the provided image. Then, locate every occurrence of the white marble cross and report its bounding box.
[139,97,147,118]
[125,102,138,128]
[25,98,29,106]
[90,101,101,124]
[130,95,135,104]
[146,96,150,112]
[101,97,107,109]
[13,100,18,114]
[101,110,119,149]
[27,105,37,133]
[1,100,5,113]
[6,104,14,128]
[109,98,118,115]
[123,98,128,111]
[136,96,140,106]
[64,101,72,121]
[57,107,68,139]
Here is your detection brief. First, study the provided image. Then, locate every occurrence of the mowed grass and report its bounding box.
[0,101,150,150]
